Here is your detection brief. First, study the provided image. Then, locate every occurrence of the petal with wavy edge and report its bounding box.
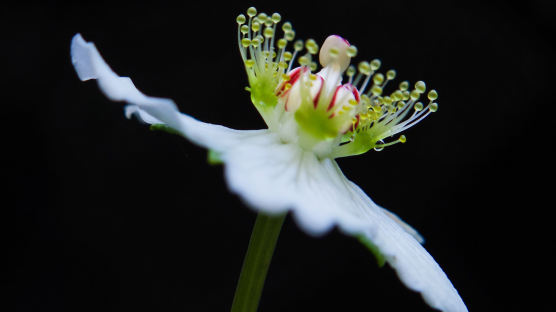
[222,134,467,312]
[70,33,260,151]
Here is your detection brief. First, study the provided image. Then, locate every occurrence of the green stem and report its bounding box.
[231,212,286,312]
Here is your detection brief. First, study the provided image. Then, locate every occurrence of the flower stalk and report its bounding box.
[231,213,286,312]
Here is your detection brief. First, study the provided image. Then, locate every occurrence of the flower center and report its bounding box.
[237,7,439,158]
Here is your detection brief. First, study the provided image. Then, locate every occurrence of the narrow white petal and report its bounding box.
[70,33,256,151]
[222,134,467,312]
[344,180,467,312]
[380,207,425,244]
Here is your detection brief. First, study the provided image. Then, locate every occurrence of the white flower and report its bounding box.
[70,8,466,312]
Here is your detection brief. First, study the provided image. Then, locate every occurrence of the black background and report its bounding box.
[8,0,555,311]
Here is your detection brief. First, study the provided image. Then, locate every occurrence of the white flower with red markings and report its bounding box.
[70,6,466,312]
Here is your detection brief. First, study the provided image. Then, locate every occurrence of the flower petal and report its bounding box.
[222,134,467,312]
[70,33,258,151]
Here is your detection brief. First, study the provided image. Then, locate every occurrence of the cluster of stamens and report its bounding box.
[237,6,438,153]
[236,7,298,105]
[344,60,439,150]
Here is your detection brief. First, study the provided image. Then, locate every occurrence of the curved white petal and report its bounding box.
[70,33,258,151]
[222,133,467,312]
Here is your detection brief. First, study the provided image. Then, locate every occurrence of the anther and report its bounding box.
[346,65,356,77]
[427,89,438,101]
[429,103,438,112]
[415,81,426,93]
[271,13,281,23]
[237,14,246,25]
[282,22,292,32]
[370,59,381,71]
[373,73,384,85]
[358,61,372,75]
[294,40,304,51]
[386,69,396,80]
[392,90,403,101]
[264,17,273,27]
[264,27,274,38]
[283,51,293,61]
[247,7,257,18]
[347,45,358,57]
[371,85,383,96]
[298,55,310,66]
[310,62,318,71]
[306,39,318,54]
[241,38,251,48]
[277,39,287,49]
[285,30,295,41]
[410,90,420,100]
[252,21,260,32]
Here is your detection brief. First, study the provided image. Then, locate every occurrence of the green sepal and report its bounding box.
[356,234,386,267]
[207,149,223,165]
[149,124,180,136]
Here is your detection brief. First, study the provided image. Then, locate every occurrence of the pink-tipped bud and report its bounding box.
[319,35,351,72]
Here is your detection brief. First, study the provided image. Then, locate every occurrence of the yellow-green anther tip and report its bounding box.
[310,61,318,71]
[386,69,396,80]
[427,89,438,101]
[347,45,358,57]
[358,61,371,75]
[410,90,420,100]
[247,7,257,17]
[371,85,383,96]
[272,13,281,23]
[414,102,424,111]
[429,103,439,112]
[346,65,356,76]
[283,51,293,61]
[294,40,303,51]
[399,81,409,91]
[264,17,273,27]
[399,135,407,143]
[373,73,384,85]
[237,14,246,25]
[282,22,292,32]
[393,90,403,101]
[285,30,295,41]
[415,81,426,93]
[370,59,381,70]
[264,27,274,38]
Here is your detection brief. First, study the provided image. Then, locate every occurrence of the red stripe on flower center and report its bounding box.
[313,76,324,108]
[327,85,343,111]
[278,67,305,96]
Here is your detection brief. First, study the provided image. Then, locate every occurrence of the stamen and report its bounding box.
[236,8,438,154]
